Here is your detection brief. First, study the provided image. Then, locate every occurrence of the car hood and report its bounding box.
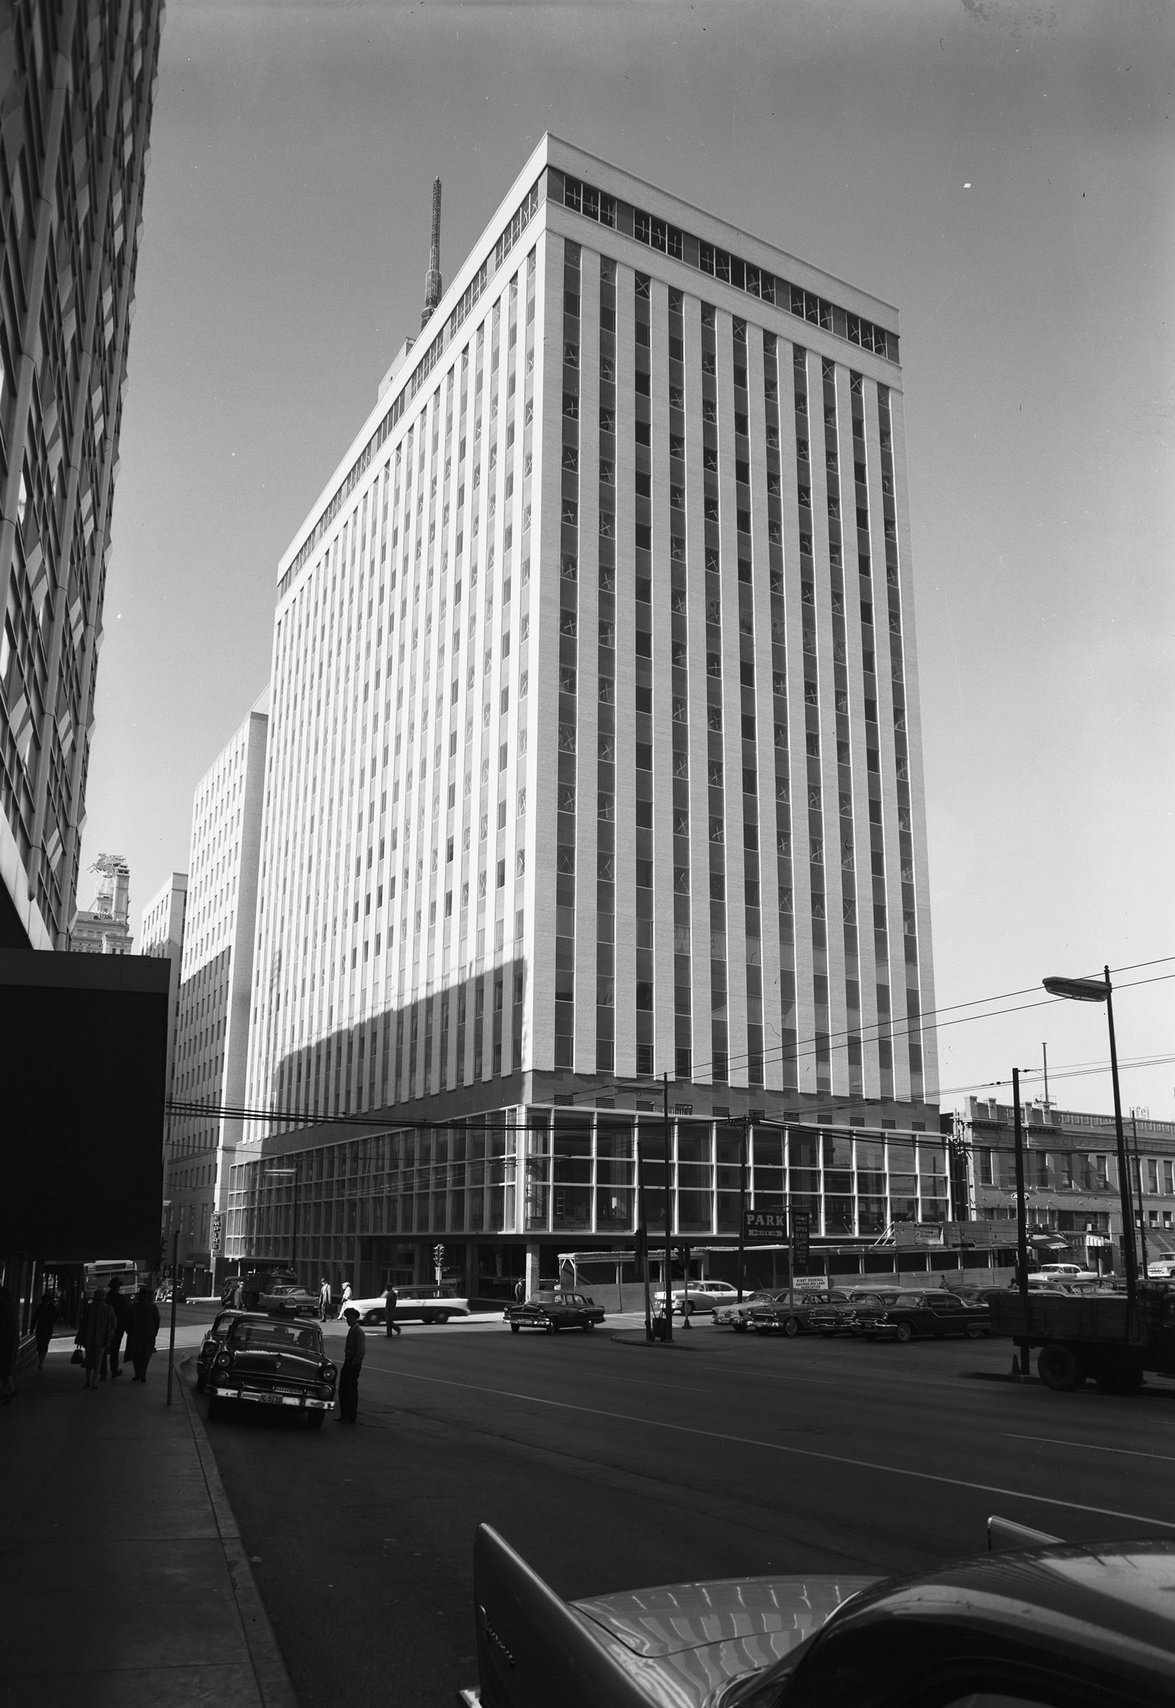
[571,1572,873,1705]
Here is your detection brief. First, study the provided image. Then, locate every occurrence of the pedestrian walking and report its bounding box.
[513,1278,525,1305]
[0,1284,19,1404]
[338,1307,365,1423]
[106,1276,130,1379]
[384,1284,401,1337]
[340,1280,353,1311]
[319,1276,333,1321]
[75,1291,115,1390]
[33,1291,58,1369]
[126,1286,161,1382]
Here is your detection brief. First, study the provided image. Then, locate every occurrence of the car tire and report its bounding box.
[680,1300,694,1316]
[306,1410,326,1429]
[783,1316,801,1337]
[894,1320,914,1343]
[369,1310,385,1325]
[733,1320,748,1333]
[964,1323,987,1340]
[195,1368,207,1393]
[583,1320,594,1331]
[207,1395,222,1422]
[510,1322,520,1334]
[1037,1342,1086,1392]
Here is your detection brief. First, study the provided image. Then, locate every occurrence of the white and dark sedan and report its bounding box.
[504,1291,605,1333]
[338,1284,473,1326]
[653,1279,741,1317]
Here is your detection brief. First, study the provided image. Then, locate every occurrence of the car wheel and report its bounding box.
[207,1395,222,1422]
[680,1300,694,1316]
[544,1320,555,1334]
[964,1323,987,1340]
[551,1319,561,1332]
[732,1320,748,1333]
[894,1320,913,1343]
[510,1322,521,1334]
[195,1368,207,1393]
[369,1310,384,1325]
[435,1312,451,1324]
[783,1316,801,1337]
[583,1320,594,1331]
[306,1410,325,1429]
[1037,1342,1087,1392]
[422,1312,439,1324]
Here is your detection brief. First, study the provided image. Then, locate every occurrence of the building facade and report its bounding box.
[138,869,187,1116]
[168,698,267,1292]
[229,135,941,1297]
[963,1095,1175,1273]
[0,2,164,951]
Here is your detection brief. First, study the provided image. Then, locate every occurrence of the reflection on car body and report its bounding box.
[504,1291,605,1334]
[459,1521,1175,1708]
[205,1311,337,1428]
[713,1289,796,1332]
[747,1290,851,1336]
[806,1288,910,1336]
[857,1291,991,1342]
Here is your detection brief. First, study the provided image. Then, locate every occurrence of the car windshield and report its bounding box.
[231,1321,320,1352]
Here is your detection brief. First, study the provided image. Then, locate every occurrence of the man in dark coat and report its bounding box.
[106,1276,131,1378]
[384,1284,401,1337]
[126,1287,162,1382]
[339,1308,365,1423]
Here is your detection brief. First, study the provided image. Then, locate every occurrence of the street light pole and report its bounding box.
[1042,966,1138,1305]
[1011,1069,1031,1378]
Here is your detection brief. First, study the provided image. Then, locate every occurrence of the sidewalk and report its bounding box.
[0,1329,294,1708]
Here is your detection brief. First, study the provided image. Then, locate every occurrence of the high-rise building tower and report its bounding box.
[233,136,941,1289]
[0,2,164,951]
[168,697,269,1292]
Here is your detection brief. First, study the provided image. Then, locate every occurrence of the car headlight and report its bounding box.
[320,1361,337,1381]
[214,1352,232,1370]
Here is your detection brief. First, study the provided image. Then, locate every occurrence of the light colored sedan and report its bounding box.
[653,1279,741,1317]
[342,1285,473,1325]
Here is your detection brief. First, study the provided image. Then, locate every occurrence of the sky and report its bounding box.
[77,0,1175,1123]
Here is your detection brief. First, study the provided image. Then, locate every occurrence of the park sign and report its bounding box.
[743,1208,788,1243]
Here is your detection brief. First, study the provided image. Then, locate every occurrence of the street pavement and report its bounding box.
[0,1303,664,1706]
[0,1310,295,1708]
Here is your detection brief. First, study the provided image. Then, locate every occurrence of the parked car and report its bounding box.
[857,1291,991,1342]
[195,1308,249,1392]
[653,1279,741,1317]
[1036,1262,1101,1284]
[204,1312,337,1427]
[807,1288,910,1336]
[713,1288,796,1331]
[259,1282,321,1314]
[459,1520,1175,1708]
[340,1284,473,1325]
[504,1291,605,1333]
[748,1290,852,1336]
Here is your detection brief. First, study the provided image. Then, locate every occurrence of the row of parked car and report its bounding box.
[710,1284,998,1341]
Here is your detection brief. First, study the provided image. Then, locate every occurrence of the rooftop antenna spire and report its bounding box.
[421,177,442,328]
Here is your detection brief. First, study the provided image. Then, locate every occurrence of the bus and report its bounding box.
[83,1259,149,1299]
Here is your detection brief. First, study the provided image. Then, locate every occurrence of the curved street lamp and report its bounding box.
[1041,966,1138,1304]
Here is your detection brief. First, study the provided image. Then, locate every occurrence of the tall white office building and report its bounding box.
[233,136,943,1292]
[168,697,268,1290]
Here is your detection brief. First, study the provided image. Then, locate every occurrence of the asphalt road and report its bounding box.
[186,1310,1175,1707]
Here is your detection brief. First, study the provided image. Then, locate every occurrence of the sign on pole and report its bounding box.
[742,1208,788,1243]
[791,1209,811,1275]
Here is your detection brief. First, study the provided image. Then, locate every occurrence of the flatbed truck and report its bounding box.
[987,1283,1175,1393]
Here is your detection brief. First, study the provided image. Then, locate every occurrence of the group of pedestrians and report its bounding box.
[74,1277,160,1388]
[317,1277,353,1320]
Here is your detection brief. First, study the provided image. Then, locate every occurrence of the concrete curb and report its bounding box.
[173,1354,299,1708]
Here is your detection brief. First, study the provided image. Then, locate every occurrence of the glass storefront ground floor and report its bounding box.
[223,1099,985,1302]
